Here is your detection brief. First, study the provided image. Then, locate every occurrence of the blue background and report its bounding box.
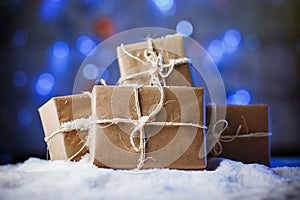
[0,0,299,164]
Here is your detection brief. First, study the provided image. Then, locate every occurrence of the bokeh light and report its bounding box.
[13,71,28,87]
[39,0,64,21]
[227,89,251,105]
[17,108,33,126]
[82,64,110,81]
[223,29,241,53]
[152,0,174,12]
[52,41,70,59]
[176,20,193,36]
[95,18,115,38]
[76,36,96,56]
[82,64,100,80]
[208,40,226,62]
[35,73,55,96]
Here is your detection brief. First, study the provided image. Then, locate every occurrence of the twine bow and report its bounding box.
[45,79,206,169]
[209,105,271,156]
[118,38,190,86]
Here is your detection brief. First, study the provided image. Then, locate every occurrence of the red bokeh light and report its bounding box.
[95,18,115,38]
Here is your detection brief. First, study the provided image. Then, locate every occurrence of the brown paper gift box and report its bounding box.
[38,93,91,161]
[89,85,206,169]
[206,105,271,166]
[116,34,193,86]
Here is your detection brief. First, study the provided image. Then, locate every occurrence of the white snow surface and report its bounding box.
[0,155,299,200]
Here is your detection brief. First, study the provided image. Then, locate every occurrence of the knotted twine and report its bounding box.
[45,79,206,169]
[118,38,190,86]
[209,104,272,156]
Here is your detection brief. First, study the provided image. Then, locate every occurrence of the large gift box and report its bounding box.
[206,104,271,166]
[89,85,206,169]
[116,34,193,86]
[38,93,91,161]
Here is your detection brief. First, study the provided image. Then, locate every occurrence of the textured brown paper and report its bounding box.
[90,85,205,169]
[116,34,193,86]
[38,93,91,161]
[206,105,270,166]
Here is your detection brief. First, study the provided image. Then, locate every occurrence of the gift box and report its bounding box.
[89,85,206,169]
[38,93,91,161]
[116,34,194,86]
[206,105,271,166]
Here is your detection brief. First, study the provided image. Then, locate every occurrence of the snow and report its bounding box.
[0,156,299,200]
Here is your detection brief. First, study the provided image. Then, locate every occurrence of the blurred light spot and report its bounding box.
[17,108,33,126]
[270,0,284,6]
[50,56,69,75]
[52,41,69,59]
[223,29,241,53]
[95,18,115,38]
[244,34,261,51]
[82,64,100,80]
[0,153,13,164]
[227,89,251,105]
[13,30,28,46]
[13,71,28,87]
[35,73,55,96]
[39,0,63,21]
[152,0,174,12]
[76,36,96,56]
[208,40,225,62]
[176,20,193,36]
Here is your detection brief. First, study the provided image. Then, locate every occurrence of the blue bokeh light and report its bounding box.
[13,71,28,87]
[82,64,100,80]
[176,20,193,36]
[39,0,63,21]
[13,30,28,46]
[17,108,32,126]
[152,0,174,11]
[76,36,96,56]
[223,29,241,53]
[35,72,55,96]
[52,41,70,59]
[208,40,225,62]
[227,89,251,105]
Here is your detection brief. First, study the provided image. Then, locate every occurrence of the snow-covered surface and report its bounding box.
[0,156,299,200]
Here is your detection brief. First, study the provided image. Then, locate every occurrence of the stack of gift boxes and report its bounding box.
[39,34,271,169]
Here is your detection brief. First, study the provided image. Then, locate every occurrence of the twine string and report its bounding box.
[209,104,271,156]
[118,38,189,86]
[45,82,206,168]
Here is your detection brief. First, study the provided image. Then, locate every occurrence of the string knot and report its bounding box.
[137,116,151,128]
[119,38,189,86]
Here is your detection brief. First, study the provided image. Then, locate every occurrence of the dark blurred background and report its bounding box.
[0,0,299,164]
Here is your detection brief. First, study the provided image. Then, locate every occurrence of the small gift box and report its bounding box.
[89,85,206,169]
[116,34,194,86]
[206,104,271,166]
[38,93,91,161]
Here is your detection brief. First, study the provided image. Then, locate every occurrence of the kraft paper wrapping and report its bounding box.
[116,34,194,86]
[90,85,206,169]
[206,104,271,166]
[38,93,91,161]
